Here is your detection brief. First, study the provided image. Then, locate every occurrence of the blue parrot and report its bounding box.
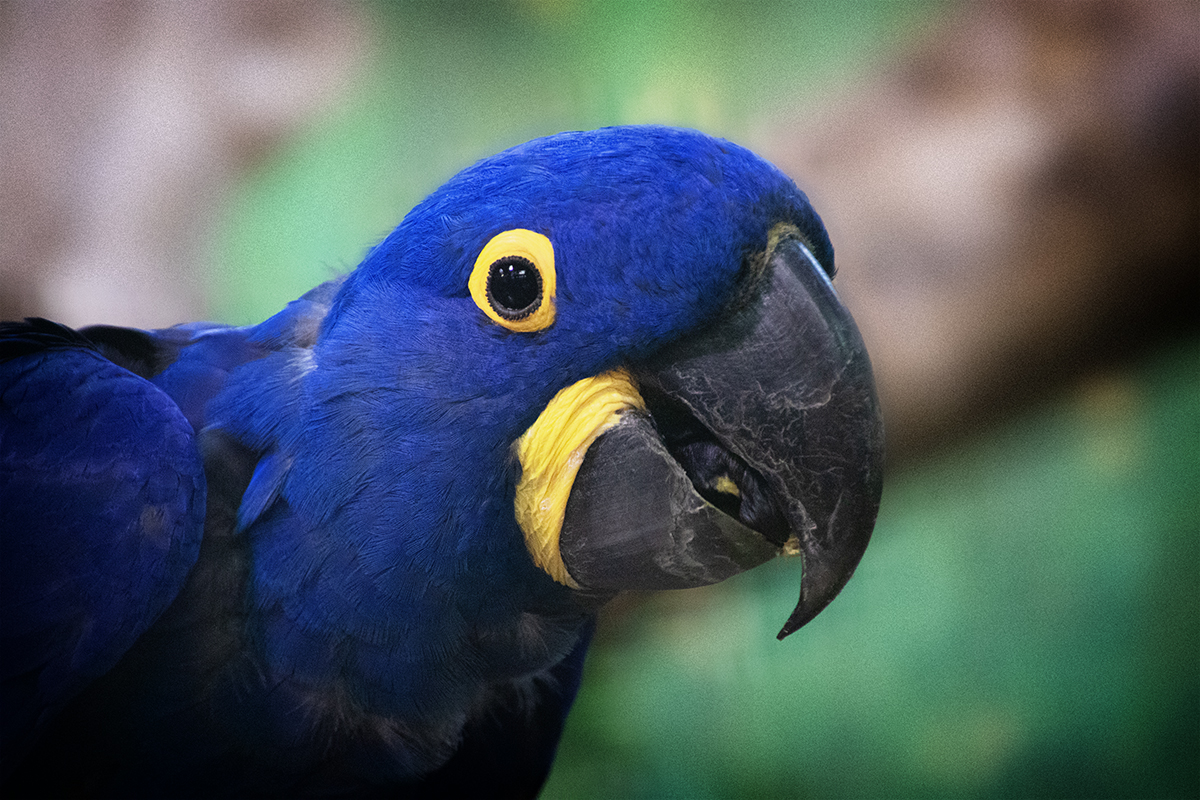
[0,126,883,797]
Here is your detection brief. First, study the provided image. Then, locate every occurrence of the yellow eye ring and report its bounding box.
[469,229,556,332]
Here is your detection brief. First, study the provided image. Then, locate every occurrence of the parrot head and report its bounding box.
[303,126,882,640]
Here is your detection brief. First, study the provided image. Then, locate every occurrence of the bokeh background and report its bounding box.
[2,1,1196,797]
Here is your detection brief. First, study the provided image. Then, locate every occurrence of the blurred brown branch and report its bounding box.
[760,0,1199,459]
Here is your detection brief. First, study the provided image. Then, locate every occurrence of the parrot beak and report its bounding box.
[557,233,884,638]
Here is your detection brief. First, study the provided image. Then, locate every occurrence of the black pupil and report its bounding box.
[487,257,541,319]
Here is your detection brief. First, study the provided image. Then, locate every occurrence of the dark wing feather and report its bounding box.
[0,320,205,776]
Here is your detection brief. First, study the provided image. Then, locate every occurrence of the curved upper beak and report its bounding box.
[557,235,884,639]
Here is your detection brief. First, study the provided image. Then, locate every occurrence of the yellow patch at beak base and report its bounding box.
[514,368,645,587]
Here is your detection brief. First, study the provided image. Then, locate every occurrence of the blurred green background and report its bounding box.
[4,0,1197,797]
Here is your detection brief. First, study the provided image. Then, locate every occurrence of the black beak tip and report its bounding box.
[775,485,880,639]
[777,605,815,641]
[776,555,861,640]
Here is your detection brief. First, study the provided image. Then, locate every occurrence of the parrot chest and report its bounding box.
[18,498,581,796]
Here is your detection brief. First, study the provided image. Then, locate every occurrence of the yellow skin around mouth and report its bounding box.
[514,368,645,587]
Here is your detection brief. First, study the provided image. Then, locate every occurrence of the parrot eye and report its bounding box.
[487,257,542,320]
[469,229,556,332]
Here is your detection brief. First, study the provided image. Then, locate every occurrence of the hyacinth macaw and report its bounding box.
[0,126,883,797]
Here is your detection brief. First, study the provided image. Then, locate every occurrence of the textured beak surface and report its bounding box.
[559,235,884,638]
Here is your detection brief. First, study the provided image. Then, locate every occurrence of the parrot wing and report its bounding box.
[0,319,206,776]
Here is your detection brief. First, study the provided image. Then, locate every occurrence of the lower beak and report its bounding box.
[558,235,884,638]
